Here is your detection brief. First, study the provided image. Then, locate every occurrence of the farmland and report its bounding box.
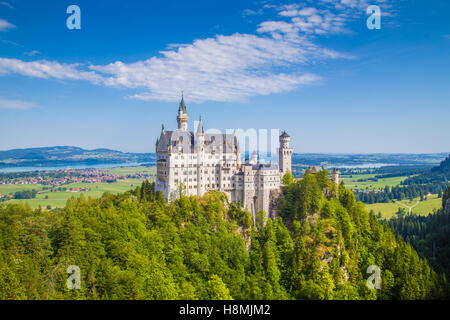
[366,194,442,219]
[0,166,155,209]
[341,173,408,191]
[339,165,445,218]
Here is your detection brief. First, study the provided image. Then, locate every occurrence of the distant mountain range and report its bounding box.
[0,146,156,168]
[0,146,448,169]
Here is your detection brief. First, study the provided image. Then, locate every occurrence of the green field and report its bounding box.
[341,173,407,191]
[106,166,156,176]
[366,194,442,219]
[0,166,155,209]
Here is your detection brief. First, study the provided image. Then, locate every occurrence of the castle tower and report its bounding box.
[177,94,189,131]
[332,168,340,185]
[196,115,204,144]
[279,131,293,176]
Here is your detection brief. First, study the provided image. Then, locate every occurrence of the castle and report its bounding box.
[155,96,293,217]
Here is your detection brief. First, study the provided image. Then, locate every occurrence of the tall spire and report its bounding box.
[197,115,204,134]
[179,92,187,113]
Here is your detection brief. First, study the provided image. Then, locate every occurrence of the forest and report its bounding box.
[0,171,447,300]
[354,183,447,204]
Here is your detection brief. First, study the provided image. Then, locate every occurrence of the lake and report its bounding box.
[0,162,147,173]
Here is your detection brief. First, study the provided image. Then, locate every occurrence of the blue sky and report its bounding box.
[0,0,449,154]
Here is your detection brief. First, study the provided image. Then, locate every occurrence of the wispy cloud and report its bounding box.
[0,34,338,103]
[1,39,21,46]
[0,1,397,103]
[242,8,264,17]
[0,58,103,83]
[24,50,41,57]
[258,0,395,36]
[89,34,337,102]
[0,18,15,32]
[0,2,13,9]
[0,98,36,110]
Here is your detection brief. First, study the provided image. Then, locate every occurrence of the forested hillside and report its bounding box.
[387,186,450,286]
[403,155,450,186]
[0,173,446,300]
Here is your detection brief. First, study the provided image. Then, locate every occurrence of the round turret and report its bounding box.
[279,131,293,175]
[332,168,340,185]
[279,131,291,148]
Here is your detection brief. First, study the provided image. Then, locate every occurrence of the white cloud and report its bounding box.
[0,98,36,109]
[0,58,103,83]
[89,33,337,102]
[262,0,396,36]
[0,33,343,103]
[0,18,15,31]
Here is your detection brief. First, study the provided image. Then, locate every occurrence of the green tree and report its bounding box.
[443,186,450,209]
[282,170,294,186]
[205,275,233,300]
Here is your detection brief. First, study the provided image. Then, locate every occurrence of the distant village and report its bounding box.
[0,168,155,200]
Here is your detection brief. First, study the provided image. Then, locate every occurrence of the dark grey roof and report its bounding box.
[253,163,279,171]
[157,130,239,153]
[280,131,290,138]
